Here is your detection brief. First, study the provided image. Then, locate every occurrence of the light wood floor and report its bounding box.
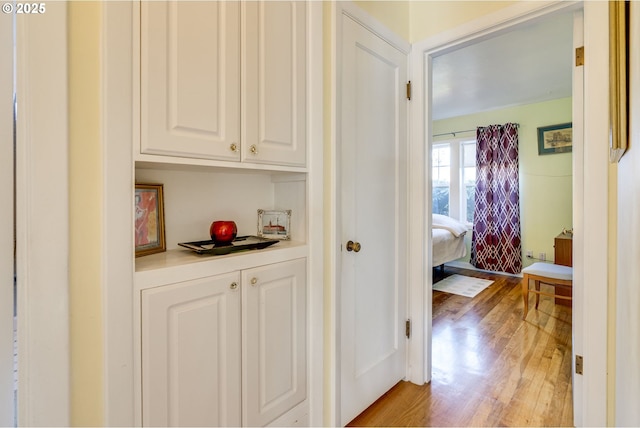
[348,266,573,427]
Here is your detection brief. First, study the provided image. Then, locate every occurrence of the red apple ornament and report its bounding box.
[210,221,237,245]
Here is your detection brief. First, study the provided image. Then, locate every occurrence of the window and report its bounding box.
[432,145,450,216]
[461,142,476,223]
[432,138,476,224]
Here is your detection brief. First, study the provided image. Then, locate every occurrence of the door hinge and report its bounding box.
[405,319,411,338]
[575,354,583,375]
[575,46,584,66]
[406,81,412,100]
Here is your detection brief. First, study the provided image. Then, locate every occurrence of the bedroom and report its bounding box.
[423,18,575,421]
[425,8,575,426]
[429,11,573,278]
[426,8,575,420]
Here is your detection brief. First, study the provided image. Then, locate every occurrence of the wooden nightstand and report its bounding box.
[554,232,573,306]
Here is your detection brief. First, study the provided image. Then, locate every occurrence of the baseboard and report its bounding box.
[445,260,523,278]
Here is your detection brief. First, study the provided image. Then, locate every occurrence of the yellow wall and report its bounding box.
[432,97,573,269]
[409,1,516,42]
[353,1,410,41]
[68,2,104,426]
[354,0,517,43]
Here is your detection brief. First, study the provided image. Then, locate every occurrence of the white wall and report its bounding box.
[135,168,307,248]
[0,9,14,426]
[15,3,70,425]
[615,4,640,425]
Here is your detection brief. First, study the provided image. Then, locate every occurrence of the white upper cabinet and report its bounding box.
[141,1,241,161]
[140,1,307,167]
[242,2,307,166]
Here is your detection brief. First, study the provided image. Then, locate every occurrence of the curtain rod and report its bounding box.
[432,123,520,138]
[432,128,476,138]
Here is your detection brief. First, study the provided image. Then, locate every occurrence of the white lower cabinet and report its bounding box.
[242,259,307,426]
[141,271,242,427]
[141,258,306,427]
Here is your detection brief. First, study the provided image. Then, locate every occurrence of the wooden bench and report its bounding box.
[521,262,573,319]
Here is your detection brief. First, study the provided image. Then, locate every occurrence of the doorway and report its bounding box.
[2,5,71,425]
[407,1,589,423]
[428,9,576,368]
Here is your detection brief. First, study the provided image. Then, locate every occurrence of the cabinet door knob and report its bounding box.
[250,144,258,155]
[251,277,258,286]
[229,143,238,152]
[230,282,238,290]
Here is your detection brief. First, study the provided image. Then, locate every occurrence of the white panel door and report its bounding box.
[242,258,307,426]
[339,15,409,426]
[141,1,240,160]
[141,272,242,427]
[243,1,307,166]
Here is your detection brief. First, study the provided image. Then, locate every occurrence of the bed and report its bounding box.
[432,214,468,267]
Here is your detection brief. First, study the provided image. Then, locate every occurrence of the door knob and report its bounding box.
[346,240,361,252]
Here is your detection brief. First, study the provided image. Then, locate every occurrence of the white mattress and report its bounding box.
[432,228,467,267]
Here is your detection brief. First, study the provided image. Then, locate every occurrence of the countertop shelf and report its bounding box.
[135,240,307,290]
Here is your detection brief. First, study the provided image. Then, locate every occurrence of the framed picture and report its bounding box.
[609,0,629,162]
[257,209,291,240]
[537,123,572,155]
[135,184,166,257]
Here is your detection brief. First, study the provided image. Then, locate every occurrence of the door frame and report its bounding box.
[0,9,14,426]
[330,2,411,425]
[409,1,609,425]
[13,3,71,425]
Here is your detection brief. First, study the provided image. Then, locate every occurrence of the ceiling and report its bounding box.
[431,11,574,121]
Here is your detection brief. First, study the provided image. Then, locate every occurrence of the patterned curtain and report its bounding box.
[470,123,522,274]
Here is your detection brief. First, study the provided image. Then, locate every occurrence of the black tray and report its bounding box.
[178,235,279,255]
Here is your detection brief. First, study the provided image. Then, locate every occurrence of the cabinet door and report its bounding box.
[141,1,240,161]
[141,272,241,427]
[554,236,573,266]
[242,258,307,426]
[243,1,307,166]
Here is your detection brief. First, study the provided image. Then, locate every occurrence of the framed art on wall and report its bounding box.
[609,0,629,162]
[537,123,572,155]
[135,183,166,257]
[257,209,291,240]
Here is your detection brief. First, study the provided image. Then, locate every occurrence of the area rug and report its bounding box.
[432,274,494,298]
